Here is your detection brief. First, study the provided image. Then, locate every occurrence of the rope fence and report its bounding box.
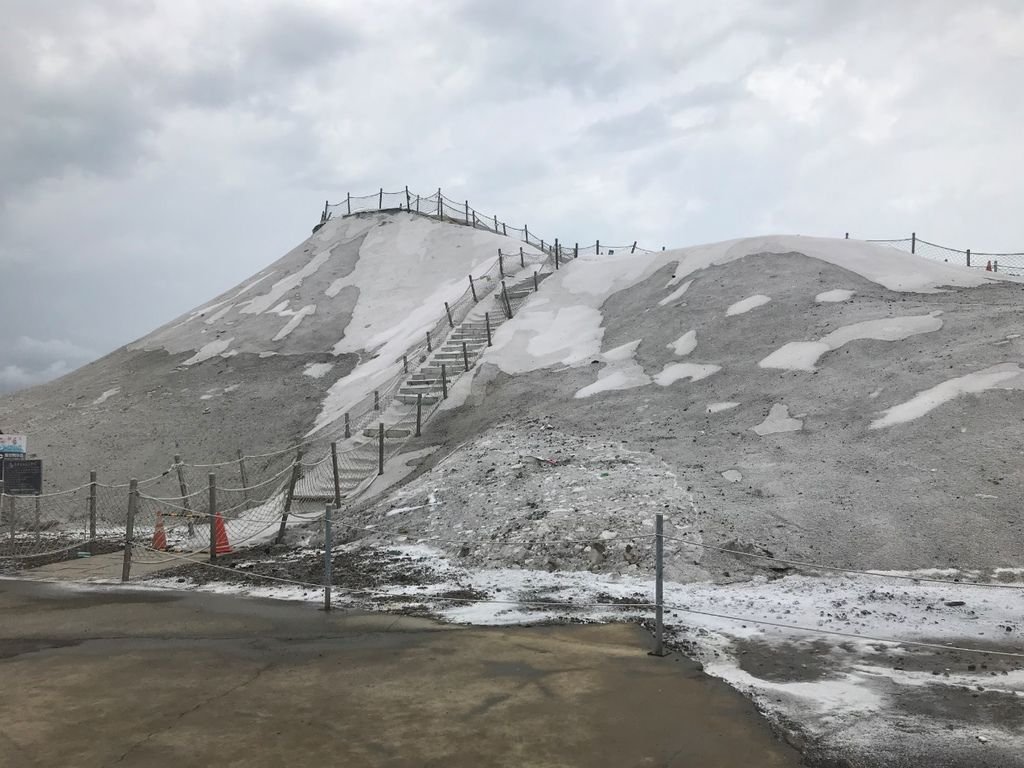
[860,231,1024,276]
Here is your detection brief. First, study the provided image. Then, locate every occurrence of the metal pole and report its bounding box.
[323,504,333,611]
[405,186,411,210]
[441,364,448,399]
[403,355,408,374]
[574,243,578,259]
[174,454,194,536]
[520,247,525,268]
[445,302,454,328]
[501,281,513,319]
[7,494,13,542]
[330,442,342,508]
[34,494,40,544]
[469,275,477,302]
[208,473,217,563]
[276,450,303,544]
[966,248,972,268]
[485,313,492,346]
[631,241,637,254]
[426,330,432,352]
[378,423,385,476]
[502,223,507,236]
[378,187,383,209]
[346,193,351,215]
[596,239,601,255]
[462,341,470,372]
[415,393,423,437]
[533,271,539,292]
[89,470,97,554]
[121,479,137,582]
[844,232,849,239]
[237,449,252,510]
[911,232,916,254]
[437,188,442,218]
[652,513,667,656]
[465,200,469,222]
[499,250,504,278]
[374,390,380,411]
[344,412,351,439]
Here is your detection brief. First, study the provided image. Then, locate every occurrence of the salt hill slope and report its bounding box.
[361,235,1024,572]
[0,212,537,489]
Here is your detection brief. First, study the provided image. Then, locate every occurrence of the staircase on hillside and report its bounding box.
[291,269,554,502]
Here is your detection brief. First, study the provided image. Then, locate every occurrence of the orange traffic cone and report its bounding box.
[986,260,993,272]
[213,512,232,555]
[152,511,167,551]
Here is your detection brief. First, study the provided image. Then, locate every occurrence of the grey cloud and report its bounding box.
[0,336,96,394]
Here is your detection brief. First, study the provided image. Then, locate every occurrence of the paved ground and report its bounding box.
[0,579,802,768]
[10,550,201,582]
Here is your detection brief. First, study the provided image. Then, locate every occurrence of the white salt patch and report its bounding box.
[223,384,239,393]
[722,469,743,482]
[658,279,693,306]
[668,330,697,356]
[654,363,721,386]
[258,351,277,359]
[240,250,331,315]
[574,339,650,399]
[726,295,771,316]
[325,278,346,298]
[707,402,740,413]
[182,338,234,366]
[871,363,1024,429]
[92,387,120,405]
[303,363,334,379]
[815,289,855,303]
[752,404,803,435]
[760,315,943,371]
[602,339,643,362]
[204,304,235,325]
[272,304,316,341]
[230,272,274,299]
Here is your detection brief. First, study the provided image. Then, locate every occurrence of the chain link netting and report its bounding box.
[866,236,1024,276]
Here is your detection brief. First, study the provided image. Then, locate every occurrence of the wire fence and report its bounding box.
[862,232,1024,276]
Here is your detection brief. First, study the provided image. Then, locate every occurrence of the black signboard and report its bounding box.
[0,458,42,495]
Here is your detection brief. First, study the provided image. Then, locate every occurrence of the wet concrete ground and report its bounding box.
[0,579,803,768]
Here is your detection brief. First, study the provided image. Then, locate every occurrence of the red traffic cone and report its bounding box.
[986,260,992,272]
[213,512,232,555]
[152,511,167,551]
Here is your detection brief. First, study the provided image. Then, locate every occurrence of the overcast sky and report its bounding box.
[2,0,1023,393]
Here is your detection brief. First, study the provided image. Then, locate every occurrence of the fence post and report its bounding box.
[441,364,448,399]
[540,239,545,251]
[174,454,194,536]
[631,241,637,254]
[596,239,601,255]
[485,313,492,346]
[651,512,667,656]
[208,473,217,563]
[462,341,470,372]
[416,194,420,213]
[445,302,454,328]
[89,470,97,554]
[555,247,560,270]
[911,232,916,254]
[323,504,333,611]
[437,188,442,218]
[574,243,579,259]
[321,200,328,224]
[276,450,303,544]
[6,493,14,542]
[34,494,40,544]
[374,390,380,411]
[344,412,351,439]
[121,479,137,582]
[330,442,342,508]
[533,271,539,292]
[416,393,423,437]
[502,223,507,236]
[524,224,529,242]
[405,186,411,210]
[502,281,513,319]
[493,214,499,232]
[844,232,849,239]
[378,187,383,209]
[237,450,252,510]
[465,200,469,222]
[519,247,525,268]
[469,274,477,302]
[966,248,971,268]
[994,260,999,273]
[499,249,504,278]
[378,423,385,476]
[403,355,408,374]
[346,193,351,215]
[426,330,432,352]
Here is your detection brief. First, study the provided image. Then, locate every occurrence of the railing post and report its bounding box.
[596,239,601,255]
[493,214,499,231]
[323,504,333,611]
[911,232,916,254]
[574,243,579,259]
[321,200,328,224]
[441,364,448,399]
[966,248,972,268]
[346,193,351,215]
[499,249,504,278]
[994,259,999,273]
[344,412,351,439]
[524,224,529,242]
[405,186,411,210]
[501,281,513,319]
[237,449,252,510]
[374,390,380,411]
[469,274,477,302]
[650,513,667,656]
[502,223,507,236]
[631,241,637,254]
[485,312,492,346]
[403,355,408,374]
[465,200,469,222]
[519,247,525,268]
[437,188,442,218]
[416,194,420,213]
[426,330,432,352]
[415,393,423,437]
[330,442,342,507]
[462,341,470,372]
[174,454,195,536]
[555,247,560,270]
[844,232,849,239]
[378,187,383,209]
[208,473,217,563]
[276,450,303,544]
[533,271,539,292]
[89,470,97,554]
[445,302,454,328]
[378,423,385,476]
[121,479,137,582]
